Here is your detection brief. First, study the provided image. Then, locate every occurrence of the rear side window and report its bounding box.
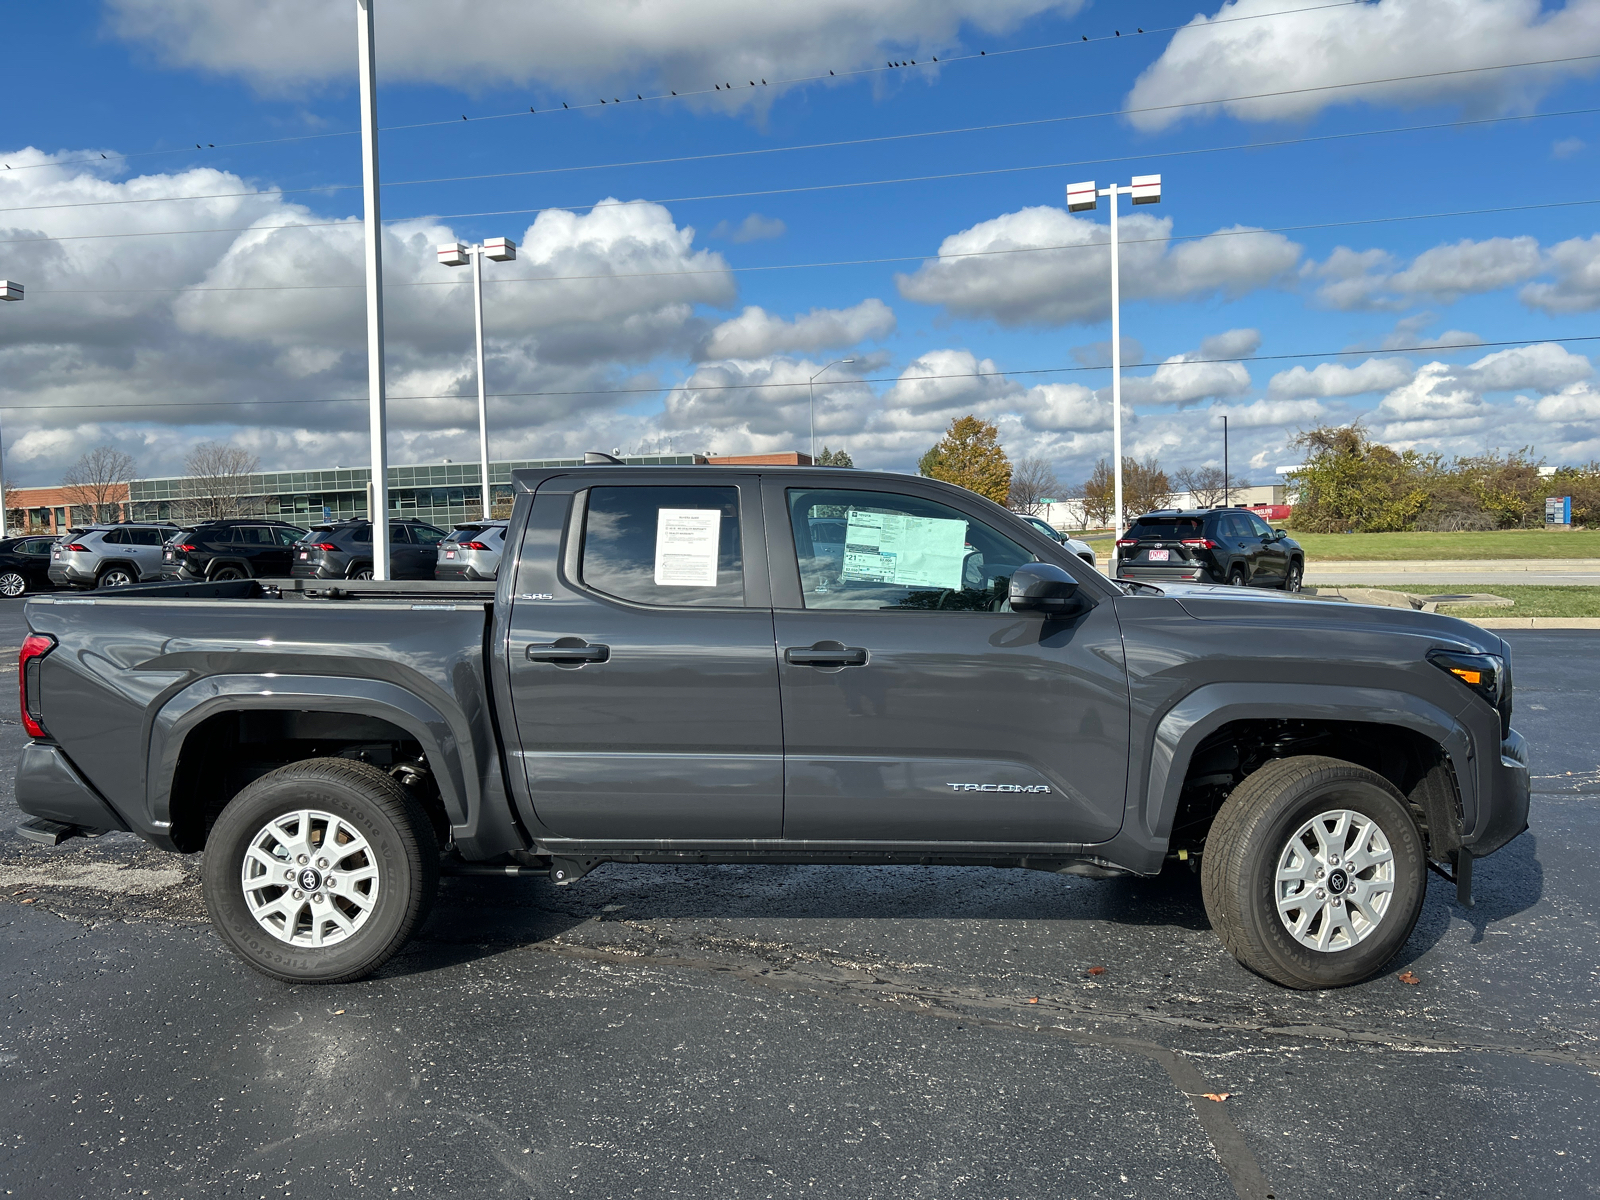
[129,528,162,546]
[1132,517,1203,539]
[274,526,305,546]
[412,525,447,545]
[231,526,269,545]
[581,486,743,607]
[353,527,372,544]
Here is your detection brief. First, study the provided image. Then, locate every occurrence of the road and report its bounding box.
[1,599,1597,1199]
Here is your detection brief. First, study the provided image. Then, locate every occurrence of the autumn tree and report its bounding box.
[1288,424,1433,533]
[1081,456,1173,526]
[1080,459,1114,529]
[179,442,263,521]
[61,445,138,523]
[1007,457,1060,515]
[918,415,1012,504]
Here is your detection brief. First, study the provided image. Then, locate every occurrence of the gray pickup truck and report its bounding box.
[14,463,1529,990]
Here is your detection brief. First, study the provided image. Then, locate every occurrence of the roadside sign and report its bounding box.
[1546,496,1572,525]
[1039,497,1058,504]
[323,505,333,522]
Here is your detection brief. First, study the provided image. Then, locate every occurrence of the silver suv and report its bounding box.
[49,523,181,589]
[435,520,507,581]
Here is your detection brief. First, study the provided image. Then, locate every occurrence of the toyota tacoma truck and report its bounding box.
[13,462,1529,989]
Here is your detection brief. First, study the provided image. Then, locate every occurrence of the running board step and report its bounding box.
[17,818,92,847]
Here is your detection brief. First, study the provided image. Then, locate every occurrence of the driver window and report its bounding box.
[787,488,1035,612]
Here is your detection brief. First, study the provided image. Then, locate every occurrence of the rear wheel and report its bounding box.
[1282,560,1304,592]
[1200,755,1425,989]
[1227,565,1247,586]
[203,758,439,984]
[96,565,136,588]
[349,564,374,581]
[0,572,26,597]
[211,565,246,581]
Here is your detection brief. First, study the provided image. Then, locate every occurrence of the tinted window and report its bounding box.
[411,525,446,545]
[1133,517,1204,539]
[127,528,161,546]
[1246,513,1275,537]
[388,524,412,544]
[581,486,743,607]
[274,526,306,546]
[23,540,52,556]
[233,526,270,545]
[353,526,372,544]
[100,528,128,545]
[788,488,1034,612]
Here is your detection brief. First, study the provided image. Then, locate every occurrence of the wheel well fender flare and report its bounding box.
[1140,682,1471,845]
[96,559,137,577]
[207,558,253,578]
[147,674,473,832]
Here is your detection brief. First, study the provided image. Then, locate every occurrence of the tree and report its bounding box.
[1007,456,1059,515]
[61,446,138,523]
[1172,465,1249,508]
[918,415,1012,504]
[1080,455,1173,527]
[178,442,263,521]
[816,445,854,467]
[1288,424,1433,533]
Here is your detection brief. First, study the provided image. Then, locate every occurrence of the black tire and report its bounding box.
[203,758,439,984]
[0,571,26,598]
[1227,565,1248,586]
[349,564,374,581]
[1200,755,1425,989]
[1282,560,1304,592]
[211,565,247,581]
[96,565,137,588]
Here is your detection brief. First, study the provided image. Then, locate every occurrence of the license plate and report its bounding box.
[1148,549,1170,562]
[444,550,457,559]
[298,552,308,559]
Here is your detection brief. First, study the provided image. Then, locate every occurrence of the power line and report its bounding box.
[4,334,1594,414]
[0,2,1370,176]
[7,51,1600,216]
[8,102,1599,251]
[23,197,1600,297]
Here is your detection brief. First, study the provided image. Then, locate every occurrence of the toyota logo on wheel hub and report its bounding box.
[298,867,323,892]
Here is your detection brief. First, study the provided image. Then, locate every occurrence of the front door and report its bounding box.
[768,481,1129,845]
[505,477,783,839]
[1244,512,1287,583]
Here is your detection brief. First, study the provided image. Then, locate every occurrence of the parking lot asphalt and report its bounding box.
[1,600,1597,1199]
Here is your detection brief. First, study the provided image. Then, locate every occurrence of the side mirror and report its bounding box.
[1009,562,1092,617]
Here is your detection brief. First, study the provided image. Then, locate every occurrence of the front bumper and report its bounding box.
[15,742,129,833]
[1470,727,1531,858]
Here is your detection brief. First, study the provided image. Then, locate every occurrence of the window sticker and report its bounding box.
[654,508,722,587]
[841,510,967,590]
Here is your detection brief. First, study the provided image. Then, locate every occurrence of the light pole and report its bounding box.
[0,280,21,537]
[1222,415,1230,507]
[807,358,854,464]
[1067,174,1161,539]
[437,238,517,519]
[355,0,392,578]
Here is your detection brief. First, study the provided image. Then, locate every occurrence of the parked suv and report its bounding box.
[161,520,309,581]
[48,523,181,589]
[1115,508,1304,590]
[290,519,448,580]
[435,520,508,581]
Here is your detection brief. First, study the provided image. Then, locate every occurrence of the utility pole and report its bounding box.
[438,238,517,518]
[356,0,390,577]
[0,281,21,537]
[1223,415,1230,507]
[1067,175,1161,540]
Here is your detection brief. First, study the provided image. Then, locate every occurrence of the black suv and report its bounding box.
[289,519,448,581]
[161,520,310,581]
[1115,507,1305,590]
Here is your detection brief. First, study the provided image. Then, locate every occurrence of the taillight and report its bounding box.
[1181,538,1220,550]
[63,543,89,552]
[19,634,56,739]
[1116,538,1137,548]
[310,543,339,551]
[457,541,490,551]
[173,543,197,552]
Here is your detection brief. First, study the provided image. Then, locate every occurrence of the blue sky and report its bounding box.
[2,0,1599,489]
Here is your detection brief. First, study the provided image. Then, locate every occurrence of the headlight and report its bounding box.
[1428,649,1504,707]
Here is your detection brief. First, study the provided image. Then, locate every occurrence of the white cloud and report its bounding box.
[897,206,1299,326]
[1207,397,1327,428]
[1553,136,1587,158]
[1532,381,1600,422]
[1267,358,1416,399]
[697,299,894,360]
[1199,328,1262,359]
[1119,355,1252,407]
[1125,0,1600,131]
[710,213,787,243]
[1371,343,1595,443]
[1520,235,1600,313]
[106,0,1085,96]
[1464,342,1592,392]
[1306,237,1545,310]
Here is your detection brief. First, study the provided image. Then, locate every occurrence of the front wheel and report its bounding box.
[1227,565,1248,586]
[203,758,439,984]
[1200,755,1425,989]
[0,571,26,598]
[1281,560,1304,592]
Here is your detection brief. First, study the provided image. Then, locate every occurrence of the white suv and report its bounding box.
[48,524,181,589]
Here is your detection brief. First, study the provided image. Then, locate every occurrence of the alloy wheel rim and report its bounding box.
[1275,808,1395,952]
[240,809,381,948]
[0,573,24,597]
[102,571,133,587]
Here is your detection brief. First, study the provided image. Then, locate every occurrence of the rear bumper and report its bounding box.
[436,561,496,581]
[48,561,96,587]
[14,742,130,833]
[1116,563,1217,583]
[1469,727,1531,858]
[290,561,343,579]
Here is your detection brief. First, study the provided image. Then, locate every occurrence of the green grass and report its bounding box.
[1390,585,1600,618]
[1288,529,1600,561]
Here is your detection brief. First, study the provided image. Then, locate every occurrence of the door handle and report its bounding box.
[785,642,867,667]
[526,638,610,665]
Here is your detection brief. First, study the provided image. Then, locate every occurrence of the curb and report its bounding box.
[1464,617,1600,630]
[1306,558,1600,573]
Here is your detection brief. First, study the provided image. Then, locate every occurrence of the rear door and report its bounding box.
[767,479,1128,845]
[504,475,782,839]
[410,525,447,578]
[126,527,164,578]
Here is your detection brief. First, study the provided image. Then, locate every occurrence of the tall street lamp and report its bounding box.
[1067,174,1161,540]
[355,0,392,578]
[807,358,854,464]
[0,280,22,537]
[438,238,518,519]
